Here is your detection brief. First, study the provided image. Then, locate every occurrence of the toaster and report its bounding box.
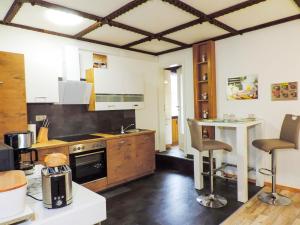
[41,165,72,209]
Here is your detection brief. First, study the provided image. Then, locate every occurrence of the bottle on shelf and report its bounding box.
[202,73,208,81]
[201,53,207,62]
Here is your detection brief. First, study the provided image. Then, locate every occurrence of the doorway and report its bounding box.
[163,65,184,156]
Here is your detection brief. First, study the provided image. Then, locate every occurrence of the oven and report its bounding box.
[69,141,107,184]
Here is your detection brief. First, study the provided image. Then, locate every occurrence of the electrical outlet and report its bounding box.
[36,115,47,122]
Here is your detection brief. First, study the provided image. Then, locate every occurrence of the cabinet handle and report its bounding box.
[0,81,4,84]
[118,140,126,144]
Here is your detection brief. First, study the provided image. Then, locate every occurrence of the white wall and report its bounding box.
[0,24,160,149]
[158,20,300,189]
[216,20,300,189]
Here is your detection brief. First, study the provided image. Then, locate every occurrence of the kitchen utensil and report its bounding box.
[0,170,27,219]
[28,124,37,144]
[37,127,49,143]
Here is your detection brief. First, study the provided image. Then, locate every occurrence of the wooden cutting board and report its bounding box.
[0,170,27,193]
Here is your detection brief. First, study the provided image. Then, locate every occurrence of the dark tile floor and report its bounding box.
[100,169,260,225]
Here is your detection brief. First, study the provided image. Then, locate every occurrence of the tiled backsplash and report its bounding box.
[27,104,135,138]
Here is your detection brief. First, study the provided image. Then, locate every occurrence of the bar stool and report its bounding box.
[252,114,300,206]
[187,119,232,208]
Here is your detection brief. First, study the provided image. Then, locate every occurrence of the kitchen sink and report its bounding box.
[125,129,145,133]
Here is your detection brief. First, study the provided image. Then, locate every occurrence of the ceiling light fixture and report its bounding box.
[45,9,83,26]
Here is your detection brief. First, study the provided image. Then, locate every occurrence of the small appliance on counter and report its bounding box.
[42,153,72,209]
[4,131,38,175]
[0,144,14,172]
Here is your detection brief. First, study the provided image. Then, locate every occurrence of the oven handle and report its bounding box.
[74,150,105,158]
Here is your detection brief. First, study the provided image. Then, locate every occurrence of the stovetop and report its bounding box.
[55,134,102,142]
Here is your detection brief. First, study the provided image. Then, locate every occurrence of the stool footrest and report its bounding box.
[259,168,273,176]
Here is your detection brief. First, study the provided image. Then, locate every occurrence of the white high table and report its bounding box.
[193,119,264,203]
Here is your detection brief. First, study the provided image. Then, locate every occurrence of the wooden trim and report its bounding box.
[105,0,148,21]
[157,14,300,55]
[86,69,95,111]
[161,0,238,34]
[264,181,300,193]
[3,0,23,23]
[74,22,101,38]
[209,0,266,18]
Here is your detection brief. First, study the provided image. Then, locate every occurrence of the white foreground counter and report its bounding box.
[21,166,107,225]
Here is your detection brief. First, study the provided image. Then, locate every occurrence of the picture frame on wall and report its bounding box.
[271,82,298,101]
[226,75,258,100]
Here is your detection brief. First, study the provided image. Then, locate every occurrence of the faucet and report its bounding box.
[121,124,135,134]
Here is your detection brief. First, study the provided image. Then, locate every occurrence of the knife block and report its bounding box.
[37,127,48,143]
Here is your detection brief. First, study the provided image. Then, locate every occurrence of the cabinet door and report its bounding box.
[135,134,155,175]
[94,69,124,94]
[0,51,27,143]
[107,137,136,185]
[25,50,61,103]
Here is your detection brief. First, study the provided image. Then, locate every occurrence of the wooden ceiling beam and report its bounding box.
[0,21,157,55]
[22,0,103,21]
[74,22,101,38]
[209,0,266,18]
[162,0,239,34]
[294,0,300,7]
[156,14,300,55]
[75,0,148,38]
[105,0,148,21]
[3,0,23,23]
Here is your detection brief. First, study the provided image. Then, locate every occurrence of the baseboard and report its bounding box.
[264,182,300,193]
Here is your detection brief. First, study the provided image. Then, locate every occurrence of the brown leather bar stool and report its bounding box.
[187,119,232,208]
[252,114,300,206]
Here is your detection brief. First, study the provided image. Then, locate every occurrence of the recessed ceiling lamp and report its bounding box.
[45,9,83,26]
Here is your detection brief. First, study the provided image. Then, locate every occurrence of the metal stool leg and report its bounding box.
[258,151,291,206]
[196,151,227,208]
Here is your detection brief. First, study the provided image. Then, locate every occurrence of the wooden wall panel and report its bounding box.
[0,51,27,143]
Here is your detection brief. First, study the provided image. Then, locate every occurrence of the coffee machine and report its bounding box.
[4,131,38,174]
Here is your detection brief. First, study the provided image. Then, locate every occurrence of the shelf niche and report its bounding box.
[193,41,217,139]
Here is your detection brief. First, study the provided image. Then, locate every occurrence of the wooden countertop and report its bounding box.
[32,130,155,149]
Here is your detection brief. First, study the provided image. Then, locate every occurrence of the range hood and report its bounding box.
[58,45,92,105]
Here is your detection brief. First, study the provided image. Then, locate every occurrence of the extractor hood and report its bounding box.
[58,81,92,104]
[58,45,92,104]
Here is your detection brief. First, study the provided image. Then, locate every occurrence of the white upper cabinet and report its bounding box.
[25,49,62,103]
[63,46,81,81]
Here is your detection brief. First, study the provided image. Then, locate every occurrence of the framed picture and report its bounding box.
[227,75,258,100]
[93,53,107,69]
[271,82,297,101]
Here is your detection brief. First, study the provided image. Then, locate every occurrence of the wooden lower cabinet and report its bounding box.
[106,133,156,187]
[135,134,155,175]
[107,136,136,185]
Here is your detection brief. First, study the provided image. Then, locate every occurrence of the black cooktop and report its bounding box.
[56,134,102,142]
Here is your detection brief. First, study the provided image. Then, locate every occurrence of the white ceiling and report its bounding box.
[83,24,146,45]
[165,22,228,44]
[12,3,95,36]
[1,0,299,54]
[46,0,133,17]
[182,0,249,15]
[114,0,197,33]
[217,0,300,30]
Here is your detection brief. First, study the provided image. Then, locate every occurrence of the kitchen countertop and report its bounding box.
[22,165,107,225]
[32,130,155,150]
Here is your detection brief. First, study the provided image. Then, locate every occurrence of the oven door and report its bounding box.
[70,149,107,184]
